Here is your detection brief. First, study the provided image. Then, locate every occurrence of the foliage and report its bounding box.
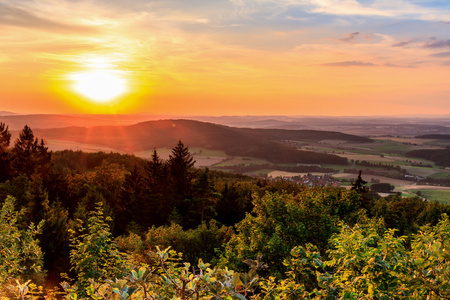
[60,246,259,300]
[69,202,126,295]
[370,182,395,193]
[221,189,362,277]
[0,196,45,288]
[144,220,234,266]
[408,214,450,298]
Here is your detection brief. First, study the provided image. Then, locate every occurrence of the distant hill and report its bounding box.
[416,134,450,140]
[31,119,367,165]
[0,111,17,116]
[407,149,450,167]
[234,128,371,143]
[0,114,169,130]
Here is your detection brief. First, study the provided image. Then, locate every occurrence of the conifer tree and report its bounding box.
[168,140,196,209]
[0,122,10,154]
[190,168,219,225]
[143,149,170,225]
[116,164,142,234]
[11,125,51,178]
[0,122,11,182]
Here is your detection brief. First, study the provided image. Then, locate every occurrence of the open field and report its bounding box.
[427,171,450,179]
[268,171,328,178]
[135,147,228,167]
[188,147,228,157]
[401,166,441,177]
[244,169,276,177]
[335,153,395,163]
[46,139,123,153]
[407,189,450,204]
[369,140,414,154]
[192,156,227,167]
[213,156,270,167]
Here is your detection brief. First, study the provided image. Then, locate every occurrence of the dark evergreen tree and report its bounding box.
[141,149,169,226]
[0,122,10,153]
[11,125,51,178]
[116,164,143,234]
[168,140,196,212]
[0,122,11,182]
[188,168,219,226]
[27,175,48,224]
[216,182,247,226]
[351,170,370,209]
[351,170,368,194]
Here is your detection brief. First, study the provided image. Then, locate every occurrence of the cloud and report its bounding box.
[335,32,360,43]
[383,63,416,68]
[392,39,415,47]
[0,5,96,33]
[424,39,450,48]
[321,61,376,66]
[430,51,450,57]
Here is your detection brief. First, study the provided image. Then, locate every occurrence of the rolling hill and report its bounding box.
[31,119,371,165]
[416,134,450,140]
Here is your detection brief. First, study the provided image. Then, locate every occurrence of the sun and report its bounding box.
[70,69,127,103]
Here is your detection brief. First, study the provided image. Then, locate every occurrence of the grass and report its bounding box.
[401,166,439,177]
[409,189,450,204]
[244,169,275,176]
[188,147,228,157]
[46,139,123,153]
[214,156,270,167]
[336,153,396,163]
[424,140,450,147]
[321,164,349,172]
[371,140,413,155]
[428,172,450,180]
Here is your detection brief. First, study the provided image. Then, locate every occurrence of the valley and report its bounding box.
[3,113,450,203]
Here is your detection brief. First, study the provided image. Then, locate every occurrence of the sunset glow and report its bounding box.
[1,1,450,115]
[70,70,127,103]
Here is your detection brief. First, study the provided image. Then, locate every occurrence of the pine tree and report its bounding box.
[145,149,171,225]
[11,125,51,178]
[0,122,11,182]
[116,164,142,234]
[190,168,219,225]
[168,140,196,207]
[0,122,11,154]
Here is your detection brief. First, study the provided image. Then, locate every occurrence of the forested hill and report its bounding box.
[32,119,369,165]
[234,128,372,143]
[415,134,450,140]
[407,148,450,167]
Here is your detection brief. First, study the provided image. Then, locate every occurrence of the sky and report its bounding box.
[1,0,450,116]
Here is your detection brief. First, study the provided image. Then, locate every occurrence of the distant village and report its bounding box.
[267,173,340,188]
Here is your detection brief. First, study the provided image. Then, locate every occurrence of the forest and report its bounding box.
[1,122,450,299]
